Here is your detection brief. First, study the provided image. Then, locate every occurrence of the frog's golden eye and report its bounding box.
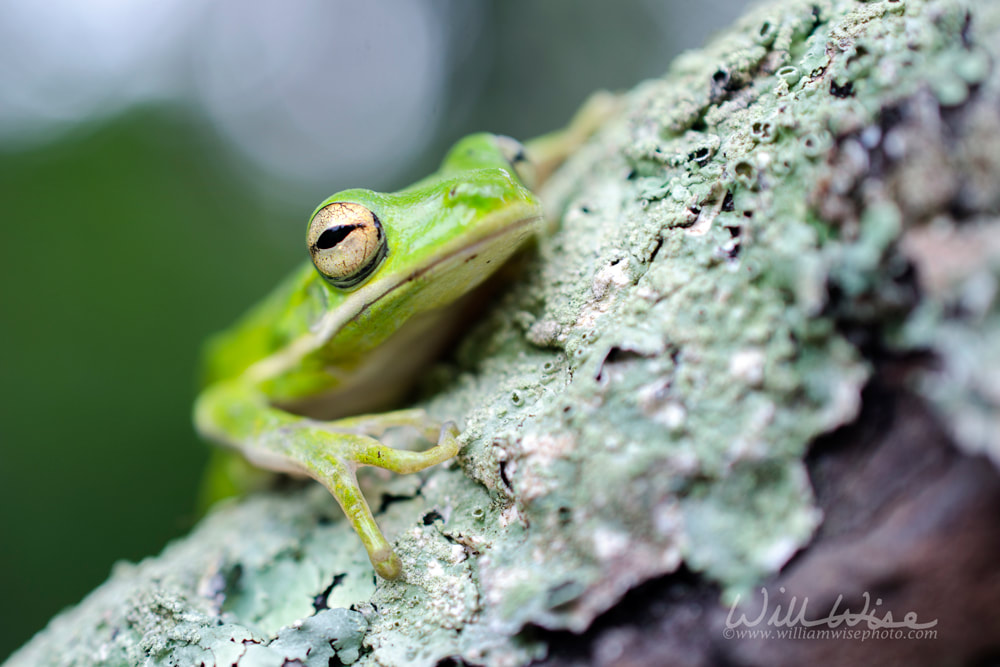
[307,202,387,289]
[495,135,538,189]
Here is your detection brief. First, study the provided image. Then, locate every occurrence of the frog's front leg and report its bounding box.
[195,382,460,579]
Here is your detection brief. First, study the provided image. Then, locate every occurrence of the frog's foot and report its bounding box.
[342,417,461,473]
[331,408,450,444]
[196,383,461,579]
[304,418,461,579]
[523,89,622,188]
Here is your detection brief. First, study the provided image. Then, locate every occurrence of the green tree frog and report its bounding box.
[195,95,615,580]
[194,133,552,579]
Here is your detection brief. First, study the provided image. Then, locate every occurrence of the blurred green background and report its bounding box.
[0,0,749,657]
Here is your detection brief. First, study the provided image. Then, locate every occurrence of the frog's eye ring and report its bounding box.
[307,202,388,289]
[494,135,538,189]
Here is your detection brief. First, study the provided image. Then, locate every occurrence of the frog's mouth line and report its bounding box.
[245,211,543,383]
[351,211,544,321]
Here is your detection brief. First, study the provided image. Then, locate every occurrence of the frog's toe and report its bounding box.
[371,547,403,580]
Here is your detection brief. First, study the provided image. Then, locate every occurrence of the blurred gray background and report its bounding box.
[0,0,751,656]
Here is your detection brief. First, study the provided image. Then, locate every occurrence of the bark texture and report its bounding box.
[7,0,1000,665]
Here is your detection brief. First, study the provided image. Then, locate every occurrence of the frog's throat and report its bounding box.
[242,211,542,385]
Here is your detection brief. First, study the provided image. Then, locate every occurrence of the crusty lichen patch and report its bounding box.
[8,0,998,665]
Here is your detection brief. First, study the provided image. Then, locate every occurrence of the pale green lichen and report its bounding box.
[8,0,999,665]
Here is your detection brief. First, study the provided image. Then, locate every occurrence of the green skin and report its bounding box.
[195,134,544,579]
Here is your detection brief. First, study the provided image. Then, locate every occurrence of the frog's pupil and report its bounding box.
[317,224,361,250]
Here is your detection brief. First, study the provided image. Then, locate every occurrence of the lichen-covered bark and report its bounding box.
[8,0,1000,665]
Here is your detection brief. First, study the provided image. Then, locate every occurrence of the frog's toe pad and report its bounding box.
[371,547,403,580]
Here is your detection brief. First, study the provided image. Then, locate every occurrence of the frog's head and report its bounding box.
[305,134,544,334]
